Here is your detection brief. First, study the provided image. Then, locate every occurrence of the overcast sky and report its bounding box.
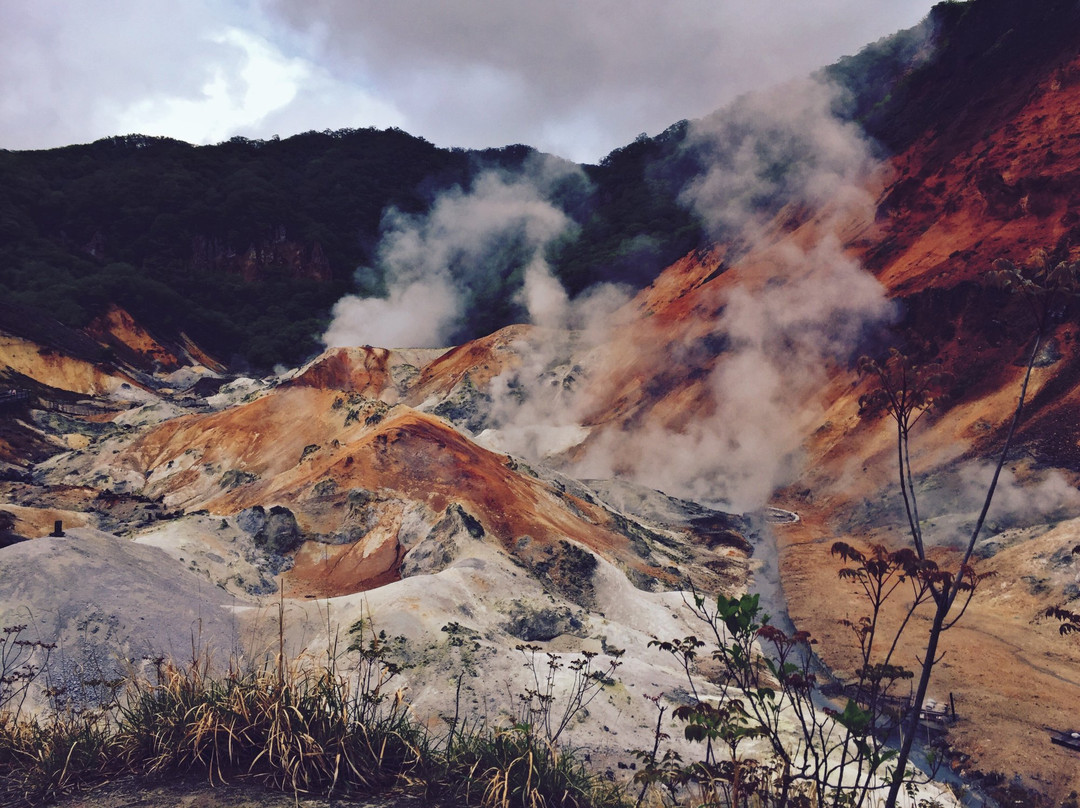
[1,0,939,163]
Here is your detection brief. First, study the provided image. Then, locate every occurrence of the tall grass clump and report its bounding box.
[111,612,425,796]
[0,614,628,808]
[432,723,626,808]
[0,709,116,805]
[113,652,422,793]
[0,622,116,805]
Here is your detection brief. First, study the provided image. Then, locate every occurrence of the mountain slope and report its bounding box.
[601,4,1080,799]
[4,0,1080,803]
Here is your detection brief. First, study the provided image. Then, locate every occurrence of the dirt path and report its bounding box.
[52,776,425,808]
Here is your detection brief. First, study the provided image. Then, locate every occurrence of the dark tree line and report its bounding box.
[0,127,705,369]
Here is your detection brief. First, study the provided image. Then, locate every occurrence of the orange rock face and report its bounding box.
[117,370,684,599]
[85,306,184,372]
[523,44,1080,805]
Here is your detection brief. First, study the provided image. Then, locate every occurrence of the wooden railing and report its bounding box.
[0,389,109,416]
[0,389,31,410]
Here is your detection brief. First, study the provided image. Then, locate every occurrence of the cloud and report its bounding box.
[0,0,228,148]
[0,0,400,151]
[110,28,312,145]
[256,0,938,161]
[322,158,584,349]
[2,0,938,160]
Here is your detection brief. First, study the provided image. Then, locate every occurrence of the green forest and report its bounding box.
[0,127,701,369]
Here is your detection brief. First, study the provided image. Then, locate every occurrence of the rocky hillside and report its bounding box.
[563,0,1080,799]
[0,321,756,776]
[778,14,1080,801]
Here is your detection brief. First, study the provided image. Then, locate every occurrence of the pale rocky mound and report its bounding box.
[0,339,760,776]
[33,341,749,601]
[0,527,242,708]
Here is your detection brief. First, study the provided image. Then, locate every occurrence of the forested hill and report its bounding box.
[0,127,699,369]
[4,0,1073,371]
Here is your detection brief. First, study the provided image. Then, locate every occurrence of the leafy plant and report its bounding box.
[1046,603,1080,636]
[647,590,912,808]
[0,623,54,723]
[513,644,623,748]
[858,248,1080,808]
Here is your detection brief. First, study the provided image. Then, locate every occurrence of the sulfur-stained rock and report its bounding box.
[401,503,483,577]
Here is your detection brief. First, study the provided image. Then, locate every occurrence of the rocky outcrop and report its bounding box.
[84,306,184,372]
[400,503,481,577]
[190,231,332,282]
[238,505,304,554]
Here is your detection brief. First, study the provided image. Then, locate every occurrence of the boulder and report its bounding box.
[238,505,304,554]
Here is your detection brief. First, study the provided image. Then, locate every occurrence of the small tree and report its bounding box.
[860,249,1080,808]
[0,623,55,723]
[647,588,922,808]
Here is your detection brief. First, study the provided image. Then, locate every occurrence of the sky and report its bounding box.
[1,0,939,164]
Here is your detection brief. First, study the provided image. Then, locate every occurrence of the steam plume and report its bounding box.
[918,462,1080,547]
[476,281,632,458]
[572,78,894,510]
[323,158,583,349]
[327,75,896,514]
[679,77,875,237]
[575,234,893,510]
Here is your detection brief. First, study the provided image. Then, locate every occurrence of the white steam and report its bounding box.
[516,259,570,331]
[327,75,896,513]
[323,159,582,349]
[476,281,632,458]
[965,464,1080,528]
[680,77,875,236]
[576,235,893,511]
[571,77,893,510]
[323,275,460,349]
[918,462,1080,548]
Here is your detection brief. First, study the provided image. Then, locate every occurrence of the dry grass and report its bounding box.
[0,639,625,808]
[113,654,421,793]
[429,724,625,808]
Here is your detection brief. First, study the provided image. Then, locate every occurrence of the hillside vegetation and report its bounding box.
[0,0,1003,371]
[0,127,700,369]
